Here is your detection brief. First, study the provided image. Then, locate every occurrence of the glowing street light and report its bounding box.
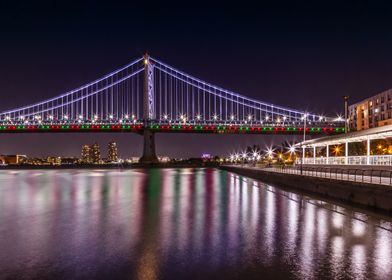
[247,115,252,121]
[196,114,201,121]
[213,114,218,121]
[230,114,235,121]
[109,114,114,120]
[335,115,343,122]
[265,115,269,121]
[63,115,69,120]
[265,147,274,158]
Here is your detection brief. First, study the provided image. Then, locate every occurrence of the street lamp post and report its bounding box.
[343,95,349,133]
[300,113,307,175]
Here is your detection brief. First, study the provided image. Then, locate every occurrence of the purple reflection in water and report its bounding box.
[0,168,391,279]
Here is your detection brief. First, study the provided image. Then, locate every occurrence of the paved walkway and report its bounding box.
[232,165,392,186]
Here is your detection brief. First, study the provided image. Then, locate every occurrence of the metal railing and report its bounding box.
[300,155,392,166]
[262,166,392,186]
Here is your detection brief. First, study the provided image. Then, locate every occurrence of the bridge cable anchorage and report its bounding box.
[0,55,342,130]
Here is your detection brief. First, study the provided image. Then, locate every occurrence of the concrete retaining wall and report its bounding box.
[221,166,392,213]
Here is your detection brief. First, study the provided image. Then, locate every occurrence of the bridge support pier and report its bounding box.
[139,129,158,164]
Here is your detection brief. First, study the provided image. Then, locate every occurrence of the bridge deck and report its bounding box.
[0,123,345,134]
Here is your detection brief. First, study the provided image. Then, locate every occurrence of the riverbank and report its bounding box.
[0,162,220,170]
[221,165,392,214]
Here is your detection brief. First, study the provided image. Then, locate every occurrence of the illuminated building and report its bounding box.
[107,141,118,162]
[81,145,92,163]
[91,143,101,164]
[0,155,27,165]
[349,89,392,131]
[47,157,61,165]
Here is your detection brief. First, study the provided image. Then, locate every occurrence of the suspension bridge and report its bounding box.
[0,54,344,162]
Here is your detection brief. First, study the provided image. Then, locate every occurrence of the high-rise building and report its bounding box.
[349,88,392,131]
[81,145,92,163]
[107,141,118,162]
[91,143,101,164]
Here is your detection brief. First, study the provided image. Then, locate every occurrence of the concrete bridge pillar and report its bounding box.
[140,129,158,164]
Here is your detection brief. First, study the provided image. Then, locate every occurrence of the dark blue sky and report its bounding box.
[1,1,392,158]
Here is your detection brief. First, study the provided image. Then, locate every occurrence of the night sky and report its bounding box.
[1,1,392,158]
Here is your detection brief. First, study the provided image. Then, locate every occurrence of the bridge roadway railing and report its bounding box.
[258,165,392,186]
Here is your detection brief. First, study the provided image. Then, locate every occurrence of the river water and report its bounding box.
[0,168,391,280]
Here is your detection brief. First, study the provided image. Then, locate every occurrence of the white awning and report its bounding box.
[295,124,392,147]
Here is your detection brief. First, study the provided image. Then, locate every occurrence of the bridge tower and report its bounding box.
[139,53,159,164]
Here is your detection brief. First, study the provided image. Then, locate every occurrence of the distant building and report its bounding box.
[91,143,101,164]
[47,157,61,165]
[81,143,101,164]
[107,141,118,162]
[349,88,392,131]
[0,155,27,165]
[81,145,92,163]
[158,156,170,162]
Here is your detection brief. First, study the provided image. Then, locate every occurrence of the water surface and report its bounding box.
[0,168,391,279]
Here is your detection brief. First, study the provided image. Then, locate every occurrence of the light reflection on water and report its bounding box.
[0,168,391,279]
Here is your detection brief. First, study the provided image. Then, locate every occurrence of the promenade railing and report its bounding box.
[261,165,392,186]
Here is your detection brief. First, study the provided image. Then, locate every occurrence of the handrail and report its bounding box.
[229,163,392,186]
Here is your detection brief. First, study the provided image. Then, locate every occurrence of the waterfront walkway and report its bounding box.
[232,165,392,186]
